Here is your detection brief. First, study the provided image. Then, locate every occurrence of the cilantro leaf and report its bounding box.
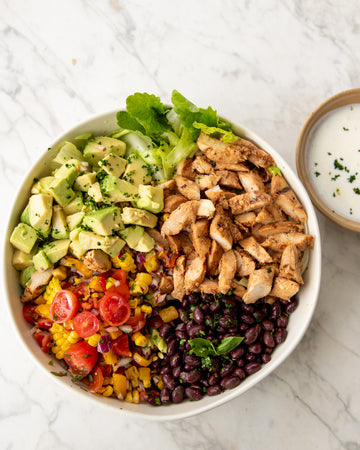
[116,111,145,134]
[216,336,244,355]
[189,338,217,357]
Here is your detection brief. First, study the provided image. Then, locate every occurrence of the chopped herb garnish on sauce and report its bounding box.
[314,171,321,177]
[334,159,344,170]
[353,187,360,195]
[343,127,349,131]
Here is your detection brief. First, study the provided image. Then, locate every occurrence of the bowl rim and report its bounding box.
[296,88,360,232]
[2,108,322,421]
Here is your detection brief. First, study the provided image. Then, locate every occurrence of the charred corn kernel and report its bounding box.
[56,338,66,346]
[157,380,165,390]
[144,254,159,273]
[109,329,122,340]
[52,266,67,281]
[131,332,147,347]
[106,277,116,290]
[53,332,63,341]
[44,277,62,304]
[61,256,93,278]
[35,303,51,319]
[101,385,113,397]
[55,350,65,359]
[112,252,136,272]
[89,276,104,292]
[51,323,63,333]
[132,390,139,404]
[68,331,80,343]
[112,373,127,399]
[159,305,179,323]
[128,298,138,309]
[91,292,100,298]
[130,273,153,296]
[133,307,141,317]
[103,377,113,386]
[140,305,152,315]
[103,350,118,365]
[138,367,151,388]
[162,213,170,220]
[34,295,46,305]
[87,333,101,347]
[133,352,152,367]
[125,392,133,403]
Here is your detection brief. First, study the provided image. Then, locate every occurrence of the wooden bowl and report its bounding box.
[296,88,360,232]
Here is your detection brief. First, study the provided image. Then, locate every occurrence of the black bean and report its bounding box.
[187,324,206,339]
[185,386,203,401]
[262,353,271,364]
[162,373,177,390]
[160,365,171,376]
[159,323,171,339]
[170,353,181,368]
[172,385,184,403]
[208,359,221,373]
[151,360,161,370]
[232,368,246,380]
[242,304,254,314]
[210,301,221,313]
[201,303,209,312]
[277,315,288,328]
[240,314,255,325]
[259,303,269,317]
[188,293,199,305]
[217,327,227,335]
[181,298,189,308]
[162,354,170,363]
[230,347,245,360]
[175,330,187,340]
[193,306,204,324]
[172,365,181,378]
[228,326,238,334]
[178,308,188,323]
[184,354,201,368]
[207,385,222,396]
[246,353,256,362]
[220,376,241,390]
[244,327,259,345]
[160,388,171,405]
[245,362,261,375]
[239,323,249,332]
[248,343,262,354]
[236,358,245,368]
[263,331,275,348]
[208,373,221,386]
[145,392,157,406]
[204,315,214,329]
[253,311,265,322]
[269,302,281,320]
[262,320,274,331]
[185,369,201,384]
[285,299,298,314]
[166,339,178,356]
[275,328,288,344]
[201,293,213,302]
[186,320,195,332]
[200,378,209,387]
[264,346,273,354]
[220,364,233,377]
[185,341,191,351]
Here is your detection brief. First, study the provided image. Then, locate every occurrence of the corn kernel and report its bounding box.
[157,380,165,390]
[89,276,104,292]
[56,338,66,347]
[132,390,139,404]
[113,373,127,399]
[162,213,170,220]
[103,350,118,365]
[52,266,67,281]
[111,253,136,272]
[140,305,152,315]
[109,329,122,340]
[87,333,101,347]
[35,303,51,319]
[34,295,46,305]
[44,277,62,304]
[103,377,113,386]
[138,367,151,388]
[125,392,133,403]
[55,350,64,359]
[128,298,138,309]
[131,332,147,347]
[135,306,142,316]
[53,332,63,341]
[106,277,116,290]
[159,305,179,323]
[102,385,114,397]
[144,254,159,273]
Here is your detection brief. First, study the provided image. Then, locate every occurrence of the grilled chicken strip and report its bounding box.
[192,155,214,174]
[175,158,196,180]
[171,255,186,300]
[215,162,249,172]
[83,250,111,273]
[197,132,249,164]
[238,171,265,193]
[234,212,256,227]
[256,221,305,238]
[243,267,275,304]
[270,276,299,301]
[190,220,212,258]
[216,170,242,189]
[218,250,237,294]
[228,192,272,215]
[279,244,303,284]
[207,239,224,277]
[271,175,307,223]
[261,232,314,252]
[246,144,275,169]
[196,199,216,219]
[146,228,170,251]
[209,206,233,251]
[234,249,256,277]
[161,201,198,236]
[195,174,221,190]
[184,256,206,293]
[21,267,53,302]
[159,276,174,294]
[239,236,273,264]
[174,175,200,200]
[163,194,187,213]
[196,279,220,294]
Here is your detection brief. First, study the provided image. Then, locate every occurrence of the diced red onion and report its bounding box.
[119,325,132,333]
[150,276,159,290]
[138,381,145,391]
[118,249,124,258]
[167,268,174,276]
[142,347,151,357]
[113,357,132,371]
[90,309,100,317]
[156,293,167,304]
[105,326,118,333]
[136,253,146,264]
[97,334,112,353]
[154,245,163,253]
[102,147,107,151]
[152,375,161,385]
[176,323,186,331]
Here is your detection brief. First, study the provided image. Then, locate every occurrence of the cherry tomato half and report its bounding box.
[73,282,90,300]
[37,317,53,330]
[112,334,130,357]
[109,270,130,300]
[73,311,99,338]
[125,313,146,333]
[63,341,98,376]
[89,365,104,393]
[99,291,131,327]
[23,304,38,324]
[50,290,79,323]
[33,330,52,353]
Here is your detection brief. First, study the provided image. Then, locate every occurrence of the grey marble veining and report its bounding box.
[1,1,359,449]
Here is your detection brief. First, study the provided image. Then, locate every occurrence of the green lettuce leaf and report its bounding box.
[193,122,239,143]
[116,111,145,134]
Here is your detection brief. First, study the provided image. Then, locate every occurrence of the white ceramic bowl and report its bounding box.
[2,110,322,421]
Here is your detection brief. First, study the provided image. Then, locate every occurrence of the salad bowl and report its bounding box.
[2,107,321,421]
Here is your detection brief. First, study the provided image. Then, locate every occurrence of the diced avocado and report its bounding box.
[69,238,87,259]
[121,207,157,228]
[151,329,167,353]
[33,250,51,272]
[12,248,36,271]
[82,206,124,236]
[48,178,75,207]
[51,205,69,239]
[100,175,138,202]
[20,265,35,288]
[119,226,144,249]
[69,227,81,240]
[136,185,164,213]
[123,154,152,186]
[78,231,125,257]
[53,142,84,166]
[54,159,81,186]
[43,239,70,264]
[31,176,54,195]
[98,153,127,178]
[83,136,126,165]
[73,172,97,192]
[62,191,84,215]
[133,231,155,252]
[20,204,31,226]
[28,194,53,236]
[10,223,38,254]
[66,211,85,231]
[88,182,103,203]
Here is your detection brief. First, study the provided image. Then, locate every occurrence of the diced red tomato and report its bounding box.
[50,290,79,323]
[33,330,52,353]
[37,317,53,330]
[73,311,99,338]
[147,315,164,330]
[98,363,112,377]
[112,334,130,357]
[63,341,98,376]
[73,283,90,299]
[125,313,146,333]
[160,253,178,268]
[99,291,131,327]
[109,270,130,300]
[88,365,104,393]
[23,304,38,324]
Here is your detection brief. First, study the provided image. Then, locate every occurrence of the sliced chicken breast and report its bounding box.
[243,267,275,304]
[270,276,299,301]
[218,250,237,294]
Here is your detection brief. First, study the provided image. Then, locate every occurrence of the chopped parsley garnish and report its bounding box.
[334,159,344,170]
[353,187,360,195]
[314,171,321,177]
[343,127,349,131]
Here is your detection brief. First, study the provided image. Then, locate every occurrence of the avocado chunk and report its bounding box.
[78,231,126,257]
[20,204,31,226]
[123,154,152,186]
[62,191,84,215]
[87,182,103,203]
[73,172,97,192]
[98,153,127,178]
[12,248,36,271]
[48,177,75,207]
[69,238,87,259]
[20,265,35,288]
[33,249,51,272]
[51,205,69,239]
[43,239,70,264]
[10,223,38,254]
[121,207,157,228]
[53,142,84,166]
[66,211,85,231]
[136,185,164,213]
[133,231,155,252]
[54,159,81,186]
[82,206,124,236]
[83,136,126,165]
[28,194,53,236]
[119,226,144,249]
[100,175,138,203]
[31,176,54,195]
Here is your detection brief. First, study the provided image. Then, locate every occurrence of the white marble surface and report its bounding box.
[1,0,359,448]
